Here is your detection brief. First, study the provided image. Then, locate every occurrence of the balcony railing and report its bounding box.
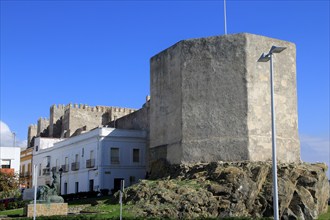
[86,159,95,168]
[51,166,59,173]
[71,162,80,171]
[20,172,31,178]
[61,164,69,173]
[43,168,50,176]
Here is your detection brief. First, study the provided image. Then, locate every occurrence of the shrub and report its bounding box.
[6,201,18,210]
[0,203,5,211]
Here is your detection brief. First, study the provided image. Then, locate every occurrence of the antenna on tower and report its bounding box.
[224,0,227,35]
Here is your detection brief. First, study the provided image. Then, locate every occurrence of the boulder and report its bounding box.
[120,161,329,219]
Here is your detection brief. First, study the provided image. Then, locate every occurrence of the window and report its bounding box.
[82,148,84,157]
[130,176,136,185]
[35,145,39,152]
[46,156,51,168]
[38,164,41,176]
[75,182,79,193]
[86,150,95,168]
[75,154,79,163]
[62,157,69,172]
[1,160,11,168]
[111,148,119,164]
[89,179,94,192]
[64,182,68,195]
[133,149,140,163]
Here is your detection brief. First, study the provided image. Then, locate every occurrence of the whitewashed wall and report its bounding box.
[33,128,147,194]
[0,146,21,174]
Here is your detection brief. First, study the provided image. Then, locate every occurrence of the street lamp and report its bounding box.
[58,168,63,196]
[258,45,286,220]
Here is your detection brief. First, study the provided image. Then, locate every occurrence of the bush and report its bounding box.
[6,201,18,210]
[0,203,5,211]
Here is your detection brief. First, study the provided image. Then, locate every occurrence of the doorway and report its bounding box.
[89,179,94,192]
[113,178,124,192]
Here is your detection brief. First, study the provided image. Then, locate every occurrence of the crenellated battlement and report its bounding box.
[28,103,138,140]
[109,107,136,114]
[63,103,136,113]
[51,104,65,110]
[29,124,37,128]
[38,117,49,122]
[64,103,109,112]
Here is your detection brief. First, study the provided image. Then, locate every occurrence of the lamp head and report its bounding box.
[257,53,270,62]
[269,46,286,54]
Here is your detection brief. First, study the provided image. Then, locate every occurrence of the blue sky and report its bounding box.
[1,1,329,174]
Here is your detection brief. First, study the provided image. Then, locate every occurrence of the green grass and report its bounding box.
[0,198,328,220]
[0,207,23,216]
[317,206,330,220]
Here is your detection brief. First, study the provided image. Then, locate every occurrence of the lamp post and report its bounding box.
[58,167,63,195]
[12,132,16,147]
[258,45,286,220]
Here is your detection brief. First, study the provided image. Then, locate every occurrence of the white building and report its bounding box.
[33,127,147,194]
[0,146,21,175]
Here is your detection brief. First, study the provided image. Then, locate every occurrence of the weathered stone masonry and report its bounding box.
[149,33,300,164]
[27,103,136,147]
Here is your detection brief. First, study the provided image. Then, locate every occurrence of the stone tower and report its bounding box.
[49,104,65,138]
[37,118,49,137]
[27,124,37,148]
[150,33,300,164]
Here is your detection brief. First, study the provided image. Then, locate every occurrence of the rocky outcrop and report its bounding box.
[121,161,329,219]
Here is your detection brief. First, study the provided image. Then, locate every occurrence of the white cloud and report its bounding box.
[0,121,26,148]
[300,134,330,177]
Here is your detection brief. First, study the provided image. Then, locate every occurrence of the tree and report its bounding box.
[0,172,20,199]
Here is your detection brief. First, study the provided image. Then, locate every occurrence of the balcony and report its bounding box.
[20,171,31,178]
[86,159,95,168]
[51,166,58,173]
[43,168,50,176]
[61,164,69,173]
[71,162,80,171]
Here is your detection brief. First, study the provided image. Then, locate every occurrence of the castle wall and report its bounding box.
[180,35,249,163]
[245,34,300,162]
[62,104,105,138]
[61,104,136,138]
[107,107,136,123]
[109,104,149,132]
[150,42,183,164]
[150,33,300,164]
